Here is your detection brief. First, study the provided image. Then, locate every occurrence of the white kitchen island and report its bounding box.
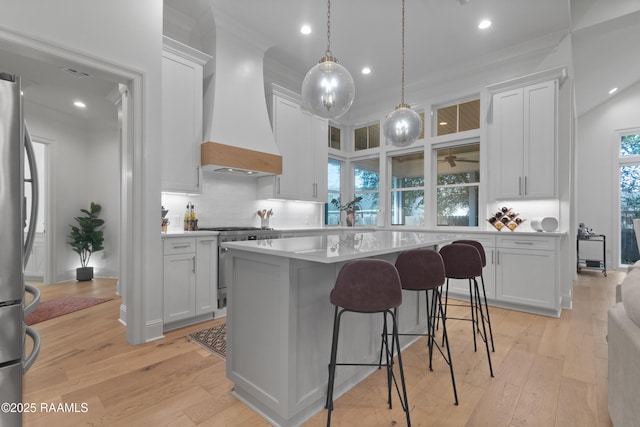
[221,230,455,427]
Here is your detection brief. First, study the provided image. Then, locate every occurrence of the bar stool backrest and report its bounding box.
[330,259,402,312]
[395,249,445,291]
[452,239,486,267]
[440,243,483,279]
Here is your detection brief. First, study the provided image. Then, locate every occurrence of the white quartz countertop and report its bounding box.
[221,230,458,263]
[161,230,220,237]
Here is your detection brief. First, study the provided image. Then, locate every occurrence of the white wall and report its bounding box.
[577,80,640,268]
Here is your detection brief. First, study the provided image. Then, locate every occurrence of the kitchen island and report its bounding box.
[221,230,455,427]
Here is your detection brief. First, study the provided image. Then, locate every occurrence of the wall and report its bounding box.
[0,0,163,344]
[577,80,640,268]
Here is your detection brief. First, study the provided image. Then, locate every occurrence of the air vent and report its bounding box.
[61,67,91,78]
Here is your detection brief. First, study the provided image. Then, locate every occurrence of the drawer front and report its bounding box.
[163,237,196,255]
[497,235,555,251]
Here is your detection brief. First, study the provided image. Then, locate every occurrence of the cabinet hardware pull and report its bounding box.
[524,176,528,195]
[496,250,500,264]
[172,244,191,249]
[192,256,196,273]
[519,176,522,196]
[491,250,494,264]
[277,177,281,194]
[514,241,534,245]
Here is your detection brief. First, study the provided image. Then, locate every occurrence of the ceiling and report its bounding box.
[0,0,638,130]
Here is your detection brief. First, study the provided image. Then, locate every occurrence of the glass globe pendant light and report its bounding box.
[383,0,422,147]
[301,0,355,119]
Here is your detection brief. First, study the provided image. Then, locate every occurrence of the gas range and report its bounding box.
[198,226,281,242]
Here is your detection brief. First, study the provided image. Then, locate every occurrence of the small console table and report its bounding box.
[577,234,606,276]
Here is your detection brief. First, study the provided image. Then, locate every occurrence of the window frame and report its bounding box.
[432,139,481,229]
[327,155,347,226]
[614,127,640,268]
[388,150,425,227]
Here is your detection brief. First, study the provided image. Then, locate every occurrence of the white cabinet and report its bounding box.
[163,235,218,327]
[490,80,557,199]
[495,235,558,310]
[195,236,218,316]
[443,235,497,300]
[442,233,561,315]
[163,237,196,323]
[259,93,328,202]
[161,37,211,193]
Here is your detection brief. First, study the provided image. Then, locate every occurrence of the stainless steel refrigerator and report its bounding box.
[0,72,42,427]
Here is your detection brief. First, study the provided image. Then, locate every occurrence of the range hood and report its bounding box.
[201,18,282,176]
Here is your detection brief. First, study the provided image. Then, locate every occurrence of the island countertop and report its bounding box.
[221,230,458,263]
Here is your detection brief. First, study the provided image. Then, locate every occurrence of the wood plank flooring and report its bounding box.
[23,270,619,426]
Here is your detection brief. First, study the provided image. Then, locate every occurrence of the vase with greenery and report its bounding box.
[331,196,362,226]
[67,202,104,281]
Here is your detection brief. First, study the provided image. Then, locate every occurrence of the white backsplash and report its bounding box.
[162,172,324,231]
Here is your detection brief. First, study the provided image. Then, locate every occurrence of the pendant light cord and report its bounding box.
[401,0,406,105]
[326,0,332,55]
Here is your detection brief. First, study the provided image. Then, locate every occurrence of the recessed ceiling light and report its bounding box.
[74,100,86,108]
[478,19,492,30]
[300,25,311,35]
[439,121,448,126]
[609,87,618,95]
[361,67,371,75]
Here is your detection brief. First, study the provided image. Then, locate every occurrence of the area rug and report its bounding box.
[25,296,113,326]
[188,323,226,359]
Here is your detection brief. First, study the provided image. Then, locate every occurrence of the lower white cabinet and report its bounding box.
[443,233,560,315]
[163,235,218,326]
[495,235,558,310]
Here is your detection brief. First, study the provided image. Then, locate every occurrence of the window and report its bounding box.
[353,158,380,225]
[434,99,480,136]
[436,143,480,226]
[326,158,343,225]
[329,125,341,150]
[619,132,640,264]
[390,153,424,226]
[354,122,380,151]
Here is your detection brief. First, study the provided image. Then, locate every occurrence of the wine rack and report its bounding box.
[487,207,525,231]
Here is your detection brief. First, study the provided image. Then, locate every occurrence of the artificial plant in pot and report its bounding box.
[67,202,104,281]
[331,196,362,226]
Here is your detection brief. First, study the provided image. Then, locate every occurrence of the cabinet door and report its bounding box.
[195,237,218,316]
[163,253,196,323]
[495,248,556,309]
[523,80,556,198]
[311,114,328,202]
[442,236,496,300]
[273,96,303,199]
[491,88,524,199]
[161,50,202,193]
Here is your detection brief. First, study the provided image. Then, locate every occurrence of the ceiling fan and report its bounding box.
[439,148,479,167]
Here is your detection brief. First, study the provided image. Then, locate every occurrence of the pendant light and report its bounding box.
[383,0,422,147]
[301,0,355,119]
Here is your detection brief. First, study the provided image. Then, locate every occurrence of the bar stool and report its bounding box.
[389,248,459,405]
[451,239,495,352]
[326,259,411,426]
[439,243,494,377]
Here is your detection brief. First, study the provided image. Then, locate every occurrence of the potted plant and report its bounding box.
[67,202,105,281]
[331,196,363,226]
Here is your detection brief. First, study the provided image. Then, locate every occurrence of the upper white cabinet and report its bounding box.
[259,92,328,202]
[489,79,557,200]
[161,37,211,193]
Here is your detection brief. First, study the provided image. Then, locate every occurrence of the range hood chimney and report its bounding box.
[201,18,282,176]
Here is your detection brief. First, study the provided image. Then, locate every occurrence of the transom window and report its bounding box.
[354,122,380,151]
[329,125,341,150]
[434,99,480,136]
[390,153,424,226]
[436,143,480,227]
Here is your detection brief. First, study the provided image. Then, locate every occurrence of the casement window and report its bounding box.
[326,158,343,225]
[353,158,380,225]
[618,131,640,264]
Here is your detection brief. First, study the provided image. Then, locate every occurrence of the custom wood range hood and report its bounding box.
[201,18,282,176]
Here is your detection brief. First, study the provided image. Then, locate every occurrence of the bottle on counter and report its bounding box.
[184,204,190,231]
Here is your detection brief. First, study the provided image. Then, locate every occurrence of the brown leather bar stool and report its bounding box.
[326,259,411,426]
[389,248,459,405]
[439,243,494,377]
[451,239,495,352]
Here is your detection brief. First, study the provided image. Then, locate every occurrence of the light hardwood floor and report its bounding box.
[23,270,618,426]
